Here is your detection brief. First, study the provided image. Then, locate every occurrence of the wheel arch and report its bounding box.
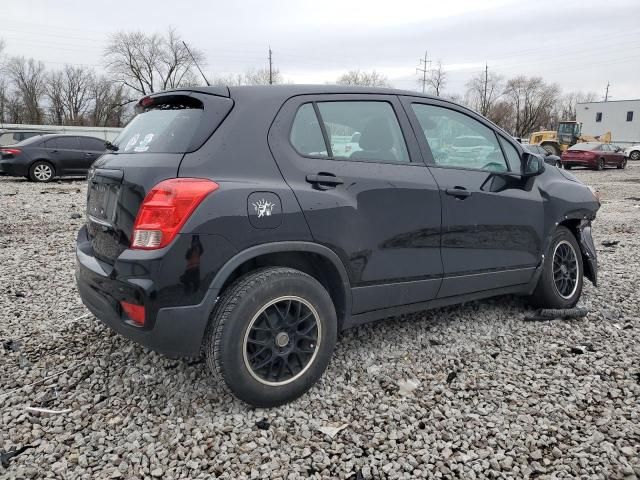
[28,159,56,180]
[557,218,597,286]
[210,242,352,329]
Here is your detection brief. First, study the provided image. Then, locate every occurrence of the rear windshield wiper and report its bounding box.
[105,141,119,152]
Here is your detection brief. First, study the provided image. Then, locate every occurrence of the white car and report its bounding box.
[624,145,640,161]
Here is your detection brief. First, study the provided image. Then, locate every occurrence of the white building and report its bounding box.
[576,99,640,146]
[0,123,122,142]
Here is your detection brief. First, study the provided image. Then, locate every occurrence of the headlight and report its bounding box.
[587,185,600,203]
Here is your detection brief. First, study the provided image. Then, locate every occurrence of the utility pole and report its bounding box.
[268,46,273,85]
[416,50,431,94]
[604,81,610,102]
[483,62,489,115]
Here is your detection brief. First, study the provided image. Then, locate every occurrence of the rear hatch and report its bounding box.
[86,90,233,264]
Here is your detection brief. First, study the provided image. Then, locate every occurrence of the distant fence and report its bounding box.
[0,123,122,142]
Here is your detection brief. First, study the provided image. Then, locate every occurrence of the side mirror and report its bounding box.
[522,153,545,177]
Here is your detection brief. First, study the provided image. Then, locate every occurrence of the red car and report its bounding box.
[561,142,627,170]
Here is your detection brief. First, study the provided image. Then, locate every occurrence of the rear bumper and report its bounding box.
[75,226,224,357]
[0,160,27,176]
[561,158,596,168]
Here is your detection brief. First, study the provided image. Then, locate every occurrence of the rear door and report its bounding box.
[86,91,233,264]
[45,136,84,173]
[269,94,443,314]
[402,97,544,298]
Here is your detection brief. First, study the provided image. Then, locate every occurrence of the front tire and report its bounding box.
[542,143,560,156]
[630,150,640,161]
[29,161,55,182]
[596,158,605,171]
[530,226,583,309]
[204,267,337,407]
[617,159,627,169]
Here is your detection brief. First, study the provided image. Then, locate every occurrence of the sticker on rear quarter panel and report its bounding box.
[248,192,282,229]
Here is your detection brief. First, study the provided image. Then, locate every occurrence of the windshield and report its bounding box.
[558,123,579,135]
[112,96,204,154]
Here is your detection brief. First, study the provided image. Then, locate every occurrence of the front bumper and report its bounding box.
[577,222,598,287]
[75,227,221,357]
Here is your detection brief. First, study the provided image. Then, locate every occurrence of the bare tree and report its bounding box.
[104,28,205,95]
[243,67,282,85]
[46,70,66,124]
[504,76,560,137]
[336,70,390,87]
[426,61,446,96]
[46,65,95,125]
[212,68,283,86]
[465,66,503,116]
[554,91,598,122]
[4,56,47,123]
[90,76,130,127]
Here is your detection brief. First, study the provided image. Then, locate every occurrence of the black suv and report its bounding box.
[76,86,599,407]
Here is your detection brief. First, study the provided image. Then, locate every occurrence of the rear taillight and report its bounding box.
[131,178,218,250]
[0,148,21,156]
[120,301,145,326]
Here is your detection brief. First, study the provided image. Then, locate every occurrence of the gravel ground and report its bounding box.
[1,165,639,480]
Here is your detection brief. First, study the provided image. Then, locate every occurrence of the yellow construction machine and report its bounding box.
[529,121,611,156]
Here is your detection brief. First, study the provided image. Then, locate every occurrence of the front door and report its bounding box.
[269,94,442,314]
[402,98,544,298]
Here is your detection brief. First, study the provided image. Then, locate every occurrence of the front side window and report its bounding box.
[412,104,508,172]
[499,137,521,172]
[316,101,410,163]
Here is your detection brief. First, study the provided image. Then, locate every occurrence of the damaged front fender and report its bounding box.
[577,220,598,287]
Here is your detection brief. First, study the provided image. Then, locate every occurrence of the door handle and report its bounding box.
[306,173,344,190]
[445,187,471,199]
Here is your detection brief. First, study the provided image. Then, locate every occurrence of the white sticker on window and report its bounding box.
[133,133,154,152]
[124,134,140,152]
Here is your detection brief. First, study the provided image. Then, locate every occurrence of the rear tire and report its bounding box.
[204,267,337,407]
[530,226,583,309]
[29,161,55,182]
[564,164,572,170]
[596,158,605,171]
[630,150,640,161]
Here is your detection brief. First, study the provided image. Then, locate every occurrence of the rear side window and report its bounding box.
[317,101,409,163]
[290,103,329,157]
[112,94,232,154]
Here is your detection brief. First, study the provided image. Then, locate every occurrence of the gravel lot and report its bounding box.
[1,164,639,479]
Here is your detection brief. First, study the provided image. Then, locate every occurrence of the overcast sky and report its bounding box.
[3,0,640,100]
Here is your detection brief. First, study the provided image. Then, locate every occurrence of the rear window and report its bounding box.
[569,143,598,151]
[112,94,233,154]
